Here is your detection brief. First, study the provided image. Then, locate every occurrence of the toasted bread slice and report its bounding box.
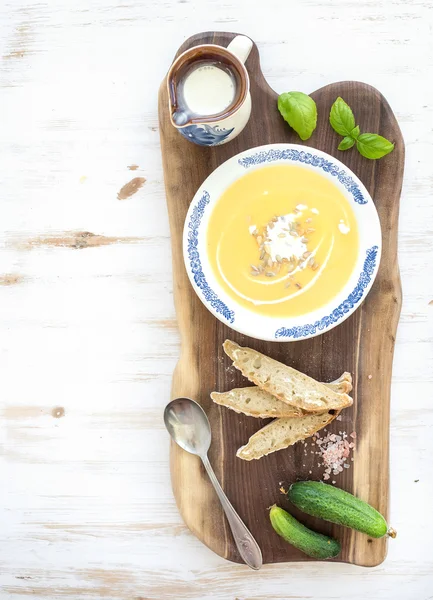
[211,387,302,418]
[223,340,352,413]
[211,373,352,419]
[237,410,338,460]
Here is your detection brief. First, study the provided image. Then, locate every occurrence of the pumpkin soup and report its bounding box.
[206,164,359,318]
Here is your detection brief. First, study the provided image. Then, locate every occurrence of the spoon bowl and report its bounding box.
[164,397,211,457]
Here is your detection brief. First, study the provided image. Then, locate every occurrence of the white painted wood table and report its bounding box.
[1,1,432,598]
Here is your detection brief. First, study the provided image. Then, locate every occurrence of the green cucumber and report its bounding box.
[269,505,341,559]
[288,481,396,539]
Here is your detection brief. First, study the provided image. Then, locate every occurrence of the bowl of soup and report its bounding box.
[183,144,381,341]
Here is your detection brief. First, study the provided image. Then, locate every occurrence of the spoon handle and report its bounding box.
[201,454,262,570]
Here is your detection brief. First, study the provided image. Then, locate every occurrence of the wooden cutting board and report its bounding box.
[158,31,404,567]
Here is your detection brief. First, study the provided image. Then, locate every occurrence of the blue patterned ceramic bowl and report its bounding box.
[183,144,382,341]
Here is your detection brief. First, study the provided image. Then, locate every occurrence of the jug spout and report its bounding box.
[172,110,189,126]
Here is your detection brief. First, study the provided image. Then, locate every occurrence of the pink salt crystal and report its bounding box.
[350,432,357,439]
[315,428,355,478]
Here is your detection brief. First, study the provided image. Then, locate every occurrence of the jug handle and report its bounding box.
[226,35,253,65]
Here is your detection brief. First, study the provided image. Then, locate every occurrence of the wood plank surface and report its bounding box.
[2,1,433,597]
[159,31,404,567]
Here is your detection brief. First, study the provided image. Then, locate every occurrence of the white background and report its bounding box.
[1,0,432,598]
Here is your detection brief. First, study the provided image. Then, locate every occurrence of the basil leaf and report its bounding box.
[338,136,356,151]
[356,133,395,159]
[278,92,317,141]
[351,125,360,139]
[330,97,356,136]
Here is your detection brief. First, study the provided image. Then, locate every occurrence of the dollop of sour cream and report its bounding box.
[264,214,308,263]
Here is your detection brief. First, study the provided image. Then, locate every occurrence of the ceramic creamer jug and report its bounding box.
[167,35,253,146]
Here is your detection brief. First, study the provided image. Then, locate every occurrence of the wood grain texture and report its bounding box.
[159,31,404,567]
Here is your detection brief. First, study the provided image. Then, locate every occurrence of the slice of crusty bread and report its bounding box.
[211,387,302,418]
[211,373,352,419]
[223,340,352,413]
[236,410,338,460]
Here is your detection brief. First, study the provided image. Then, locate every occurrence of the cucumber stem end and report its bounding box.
[387,527,397,539]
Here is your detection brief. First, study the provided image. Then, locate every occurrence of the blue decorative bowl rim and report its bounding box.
[183,143,382,341]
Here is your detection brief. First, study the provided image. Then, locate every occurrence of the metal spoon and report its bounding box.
[164,397,263,570]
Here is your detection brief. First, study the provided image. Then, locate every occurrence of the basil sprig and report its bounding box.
[330,97,394,160]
